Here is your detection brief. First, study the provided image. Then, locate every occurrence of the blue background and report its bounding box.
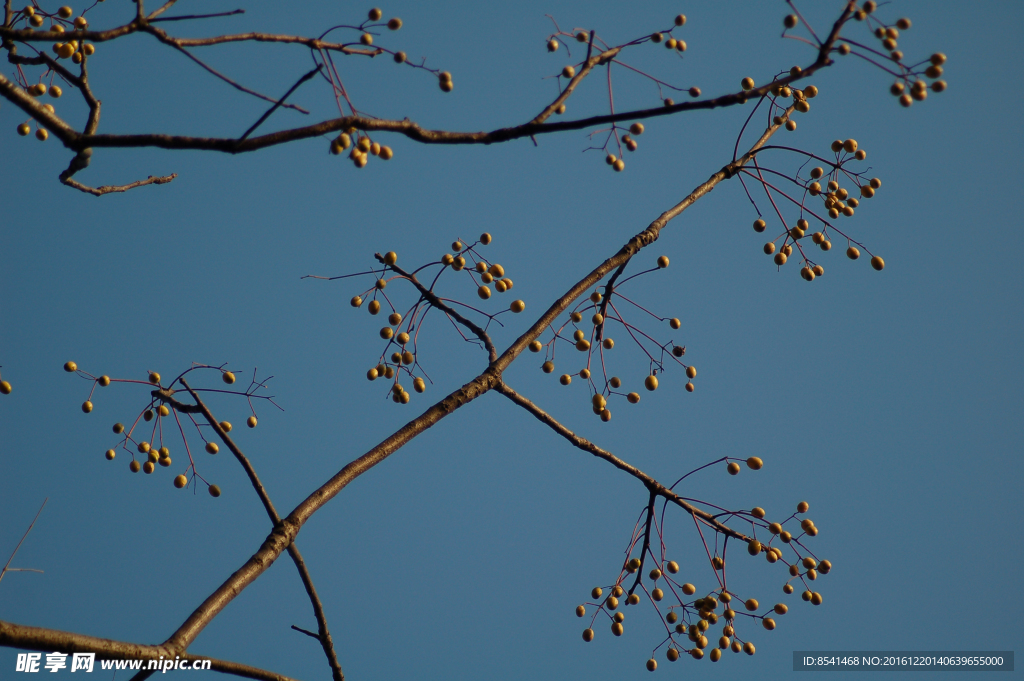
[1,1,1021,679]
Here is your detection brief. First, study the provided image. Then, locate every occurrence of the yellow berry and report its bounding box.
[741,77,755,91]
[174,474,187,488]
[562,65,575,79]
[542,361,554,374]
[746,456,763,470]
[129,460,141,473]
[846,246,861,260]
[510,299,525,313]
[630,122,645,135]
[158,405,170,417]
[727,462,741,475]
[529,340,543,353]
[81,400,93,413]
[627,392,640,404]
[143,461,155,474]
[644,375,658,391]
[247,416,258,428]
[871,256,885,270]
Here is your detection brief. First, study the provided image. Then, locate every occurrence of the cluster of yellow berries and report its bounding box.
[352,234,523,404]
[763,74,818,132]
[601,122,647,172]
[648,14,688,52]
[532,256,694,421]
[65,361,235,496]
[755,140,885,280]
[836,3,947,106]
[578,489,830,668]
[10,4,98,140]
[330,129,394,168]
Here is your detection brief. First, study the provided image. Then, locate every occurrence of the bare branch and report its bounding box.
[0,620,302,681]
[494,381,752,542]
[60,171,178,196]
[0,499,47,587]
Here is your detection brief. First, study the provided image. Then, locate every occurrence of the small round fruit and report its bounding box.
[575,605,585,617]
[547,39,559,52]
[143,461,155,474]
[682,583,696,595]
[727,462,741,475]
[774,252,787,266]
[870,256,885,270]
[745,598,759,611]
[129,460,141,473]
[81,400,93,413]
[602,338,614,350]
[209,484,222,497]
[846,246,861,260]
[627,392,640,404]
[656,255,670,268]
[562,65,575,79]
[652,588,664,601]
[753,218,767,232]
[559,374,572,386]
[646,659,657,671]
[746,456,763,470]
[476,286,491,300]
[510,300,525,313]
[629,122,645,136]
[741,77,755,90]
[529,340,543,353]
[367,300,381,315]
[205,442,219,455]
[380,327,394,340]
[667,648,679,662]
[542,361,555,374]
[383,251,398,266]
[644,375,658,391]
[247,416,258,428]
[17,122,31,136]
[582,628,594,642]
[387,17,402,30]
[744,641,756,655]
[174,474,187,489]
[149,371,161,384]
[64,361,78,372]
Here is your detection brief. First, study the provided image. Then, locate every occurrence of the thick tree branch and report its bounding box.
[0,621,302,681]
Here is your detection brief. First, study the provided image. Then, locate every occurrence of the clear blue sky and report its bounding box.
[1,1,1021,679]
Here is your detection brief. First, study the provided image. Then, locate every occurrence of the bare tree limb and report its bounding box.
[0,620,303,681]
[493,381,752,542]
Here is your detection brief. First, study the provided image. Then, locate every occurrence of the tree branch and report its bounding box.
[172,380,345,681]
[0,620,303,681]
[494,381,752,542]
